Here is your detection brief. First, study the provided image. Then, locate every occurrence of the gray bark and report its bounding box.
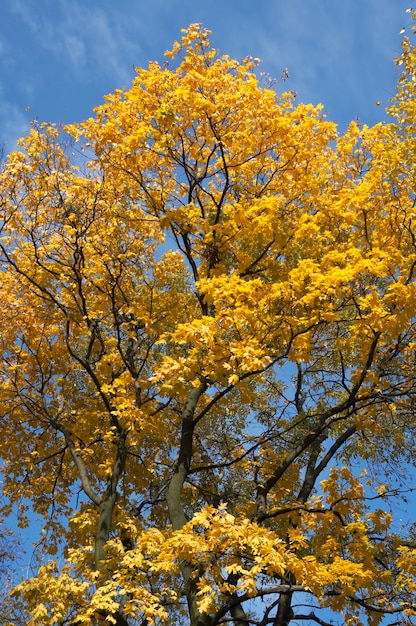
[166,380,210,626]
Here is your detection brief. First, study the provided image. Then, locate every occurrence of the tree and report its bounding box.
[0,527,29,626]
[1,19,416,626]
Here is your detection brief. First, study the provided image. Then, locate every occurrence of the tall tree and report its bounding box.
[1,20,416,626]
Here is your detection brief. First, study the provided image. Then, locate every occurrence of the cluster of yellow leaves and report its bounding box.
[13,498,406,625]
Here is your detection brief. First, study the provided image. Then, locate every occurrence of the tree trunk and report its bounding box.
[166,380,210,626]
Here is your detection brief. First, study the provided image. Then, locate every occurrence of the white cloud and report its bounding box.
[8,0,144,84]
[63,33,86,69]
[9,0,41,33]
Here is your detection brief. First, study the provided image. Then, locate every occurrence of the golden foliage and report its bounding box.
[1,19,416,626]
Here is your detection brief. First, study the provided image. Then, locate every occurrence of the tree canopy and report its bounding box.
[1,19,416,626]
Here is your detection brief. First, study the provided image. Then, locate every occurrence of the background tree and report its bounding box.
[1,19,416,626]
[0,527,29,626]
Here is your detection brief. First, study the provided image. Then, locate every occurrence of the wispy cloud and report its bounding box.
[9,0,42,34]
[62,33,86,69]
[9,0,144,84]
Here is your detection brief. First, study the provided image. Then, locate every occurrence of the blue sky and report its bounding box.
[0,0,413,154]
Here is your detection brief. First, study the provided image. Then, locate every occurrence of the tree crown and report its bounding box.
[1,20,416,626]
